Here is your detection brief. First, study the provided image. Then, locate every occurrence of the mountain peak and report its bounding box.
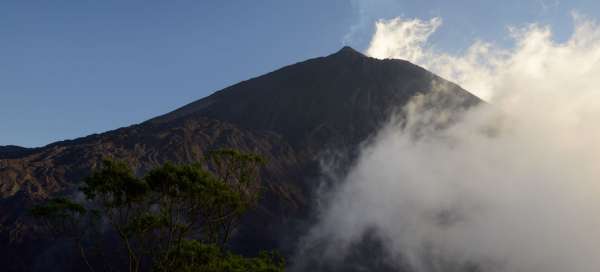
[148,45,479,147]
[332,46,365,57]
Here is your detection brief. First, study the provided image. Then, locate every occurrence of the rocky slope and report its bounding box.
[0,47,480,271]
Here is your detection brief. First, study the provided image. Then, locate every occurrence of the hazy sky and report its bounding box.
[2,0,599,147]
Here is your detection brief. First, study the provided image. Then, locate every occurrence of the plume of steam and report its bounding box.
[296,14,600,272]
[366,17,442,65]
[344,0,405,45]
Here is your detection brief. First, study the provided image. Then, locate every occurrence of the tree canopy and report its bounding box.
[31,149,283,272]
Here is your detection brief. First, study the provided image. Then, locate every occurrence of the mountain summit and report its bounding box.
[0,47,480,271]
[149,46,477,148]
[332,46,365,57]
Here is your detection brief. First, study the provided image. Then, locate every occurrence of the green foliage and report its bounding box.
[31,197,86,218]
[30,149,282,272]
[124,212,167,236]
[30,198,94,237]
[145,162,245,246]
[81,159,149,207]
[157,240,284,272]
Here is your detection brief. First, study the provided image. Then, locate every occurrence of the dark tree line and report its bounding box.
[31,149,284,272]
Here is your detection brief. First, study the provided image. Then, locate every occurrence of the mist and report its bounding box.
[295,14,600,272]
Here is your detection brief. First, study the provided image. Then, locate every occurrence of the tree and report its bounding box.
[30,198,98,272]
[30,149,283,272]
[81,159,149,272]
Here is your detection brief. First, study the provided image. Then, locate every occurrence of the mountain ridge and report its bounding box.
[0,145,36,160]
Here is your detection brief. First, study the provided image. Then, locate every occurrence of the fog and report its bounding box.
[296,14,600,272]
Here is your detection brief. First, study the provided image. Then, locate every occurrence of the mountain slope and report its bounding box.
[151,47,477,149]
[0,47,480,271]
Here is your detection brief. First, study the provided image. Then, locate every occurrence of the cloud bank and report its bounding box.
[296,14,600,272]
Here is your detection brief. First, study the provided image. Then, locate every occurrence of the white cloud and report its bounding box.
[366,17,442,63]
[296,15,600,272]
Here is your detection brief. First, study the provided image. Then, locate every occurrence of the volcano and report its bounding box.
[0,47,480,271]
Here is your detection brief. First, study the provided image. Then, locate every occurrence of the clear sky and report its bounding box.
[2,0,599,147]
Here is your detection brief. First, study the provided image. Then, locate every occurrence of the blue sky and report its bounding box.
[1,0,599,147]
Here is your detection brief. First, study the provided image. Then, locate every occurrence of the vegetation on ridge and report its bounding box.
[30,149,284,272]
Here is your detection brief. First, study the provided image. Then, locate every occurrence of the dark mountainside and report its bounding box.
[0,47,480,271]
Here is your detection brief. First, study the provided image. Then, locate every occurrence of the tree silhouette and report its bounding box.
[31,149,283,272]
